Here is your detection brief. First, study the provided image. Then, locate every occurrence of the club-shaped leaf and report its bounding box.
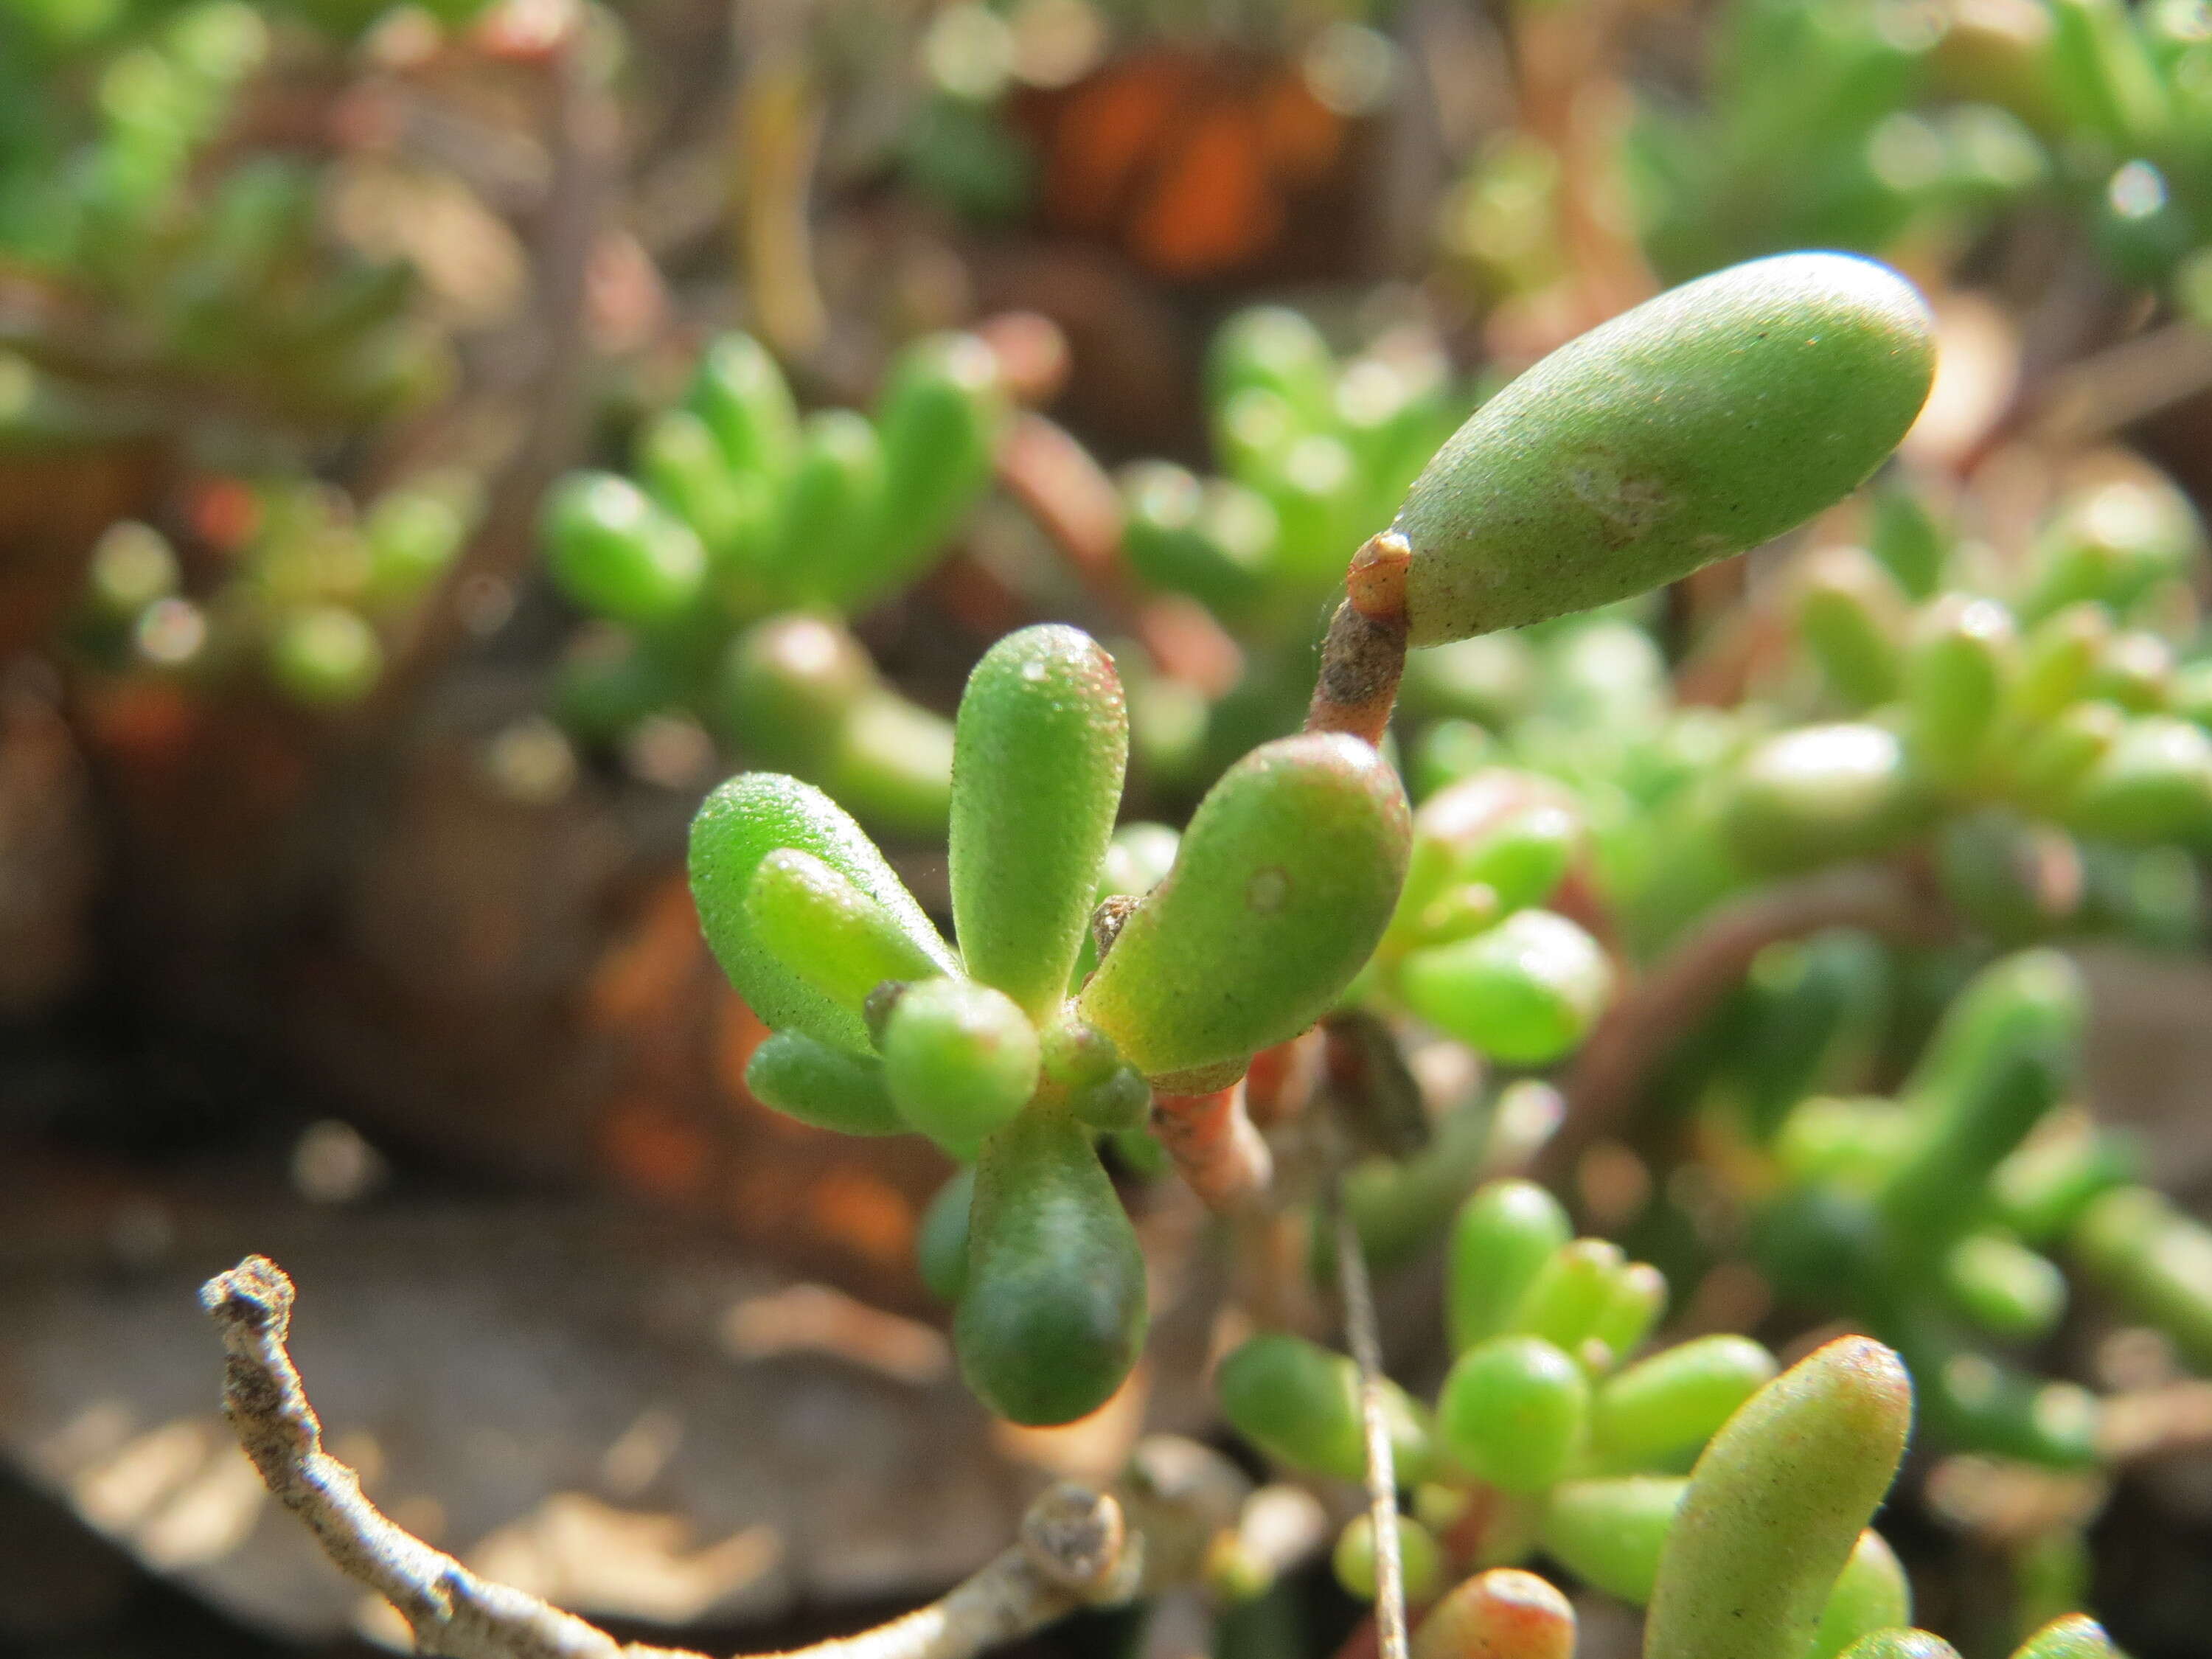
[955,1105,1146,1425]
[1813,1532,1913,1659]
[1644,1335,1913,1659]
[1591,1335,1778,1471]
[857,332,1006,603]
[1077,732,1410,1087]
[950,625,1128,1020]
[1394,253,1935,646]
[543,472,706,625]
[689,772,956,1053]
[745,1032,906,1136]
[2008,1613,2117,1659]
[1215,1330,1433,1485]
[880,977,1041,1152]
[687,331,799,481]
[1538,1475,1686,1601]
[1448,1178,1572,1353]
[1836,1635,1958,1659]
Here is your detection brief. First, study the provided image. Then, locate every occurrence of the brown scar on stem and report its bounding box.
[1304,599,1408,748]
[1090,894,1139,961]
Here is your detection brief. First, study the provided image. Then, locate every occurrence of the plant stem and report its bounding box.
[200,1255,1141,1659]
[1330,1178,1410,1659]
[1150,1082,1273,1211]
[1545,862,1944,1188]
[1306,535,1411,746]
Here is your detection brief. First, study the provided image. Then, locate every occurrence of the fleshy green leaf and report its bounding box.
[689,772,956,1052]
[950,625,1128,1019]
[1396,253,1935,646]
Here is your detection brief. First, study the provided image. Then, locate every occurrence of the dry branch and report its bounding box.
[201,1256,1140,1659]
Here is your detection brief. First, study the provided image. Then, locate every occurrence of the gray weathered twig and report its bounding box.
[1329,1184,1409,1659]
[200,1255,1139,1659]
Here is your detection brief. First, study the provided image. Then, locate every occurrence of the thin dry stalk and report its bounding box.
[201,1255,1140,1659]
[1329,1183,1409,1659]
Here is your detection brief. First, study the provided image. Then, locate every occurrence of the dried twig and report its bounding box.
[200,1256,1140,1659]
[1329,1179,1409,1659]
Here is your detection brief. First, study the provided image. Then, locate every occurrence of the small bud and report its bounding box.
[1411,1568,1576,1659]
[880,978,1041,1152]
[1448,1180,1571,1352]
[1399,910,1613,1067]
[745,1031,906,1136]
[1333,1513,1443,1604]
[1438,1335,1589,1495]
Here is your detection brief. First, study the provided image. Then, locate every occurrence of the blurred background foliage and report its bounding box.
[7,1,2212,1657]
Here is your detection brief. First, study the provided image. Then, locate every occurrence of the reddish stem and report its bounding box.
[1543,863,1947,1188]
[1150,1082,1272,1212]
